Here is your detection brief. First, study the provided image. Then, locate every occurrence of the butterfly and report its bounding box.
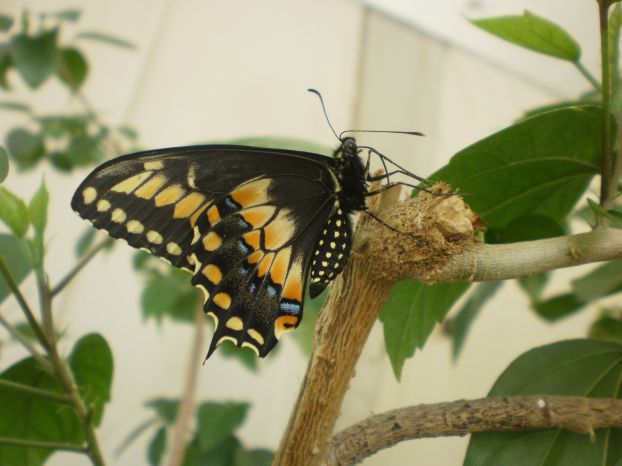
[71,94,426,359]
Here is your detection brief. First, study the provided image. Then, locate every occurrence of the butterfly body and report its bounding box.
[72,140,370,358]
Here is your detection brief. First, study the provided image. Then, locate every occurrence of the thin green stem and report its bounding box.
[0,312,52,372]
[575,60,602,91]
[600,0,615,212]
[0,378,72,405]
[0,257,51,351]
[51,239,110,297]
[0,436,86,452]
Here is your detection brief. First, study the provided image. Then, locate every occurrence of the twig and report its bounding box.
[165,302,205,466]
[599,0,614,210]
[51,239,111,297]
[0,311,52,372]
[326,396,622,465]
[0,378,71,405]
[0,436,87,452]
[575,61,602,91]
[0,258,50,351]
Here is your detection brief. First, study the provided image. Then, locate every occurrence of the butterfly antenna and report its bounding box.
[308,88,341,142]
[340,129,425,139]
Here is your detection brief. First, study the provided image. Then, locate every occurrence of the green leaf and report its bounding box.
[533,293,585,321]
[218,340,259,372]
[572,259,622,302]
[28,179,48,236]
[0,101,31,113]
[49,9,81,22]
[0,186,29,237]
[148,427,166,466]
[496,214,565,244]
[450,282,503,360]
[146,398,179,425]
[0,45,12,89]
[0,234,32,303]
[0,146,8,183]
[432,106,603,230]
[589,310,622,345]
[234,447,274,466]
[141,268,199,323]
[9,29,59,88]
[69,333,114,426]
[0,15,13,32]
[117,126,138,140]
[37,115,88,138]
[380,280,470,380]
[57,47,88,89]
[196,401,249,452]
[75,228,96,257]
[464,339,622,466]
[0,357,80,466]
[183,435,239,466]
[471,10,581,61]
[75,31,135,49]
[5,127,45,169]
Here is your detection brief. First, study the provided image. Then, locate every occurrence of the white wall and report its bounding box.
[0,1,603,465]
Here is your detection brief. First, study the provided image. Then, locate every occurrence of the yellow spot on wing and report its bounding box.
[146,230,163,244]
[82,187,97,204]
[144,160,164,170]
[126,220,144,234]
[240,206,275,228]
[135,175,167,199]
[257,252,274,278]
[197,284,210,303]
[206,311,218,326]
[203,231,222,251]
[247,329,265,345]
[213,292,231,310]
[217,336,237,347]
[270,247,291,286]
[207,205,220,225]
[111,171,153,194]
[230,178,271,207]
[247,250,264,265]
[241,342,259,356]
[96,199,111,212]
[226,316,243,331]
[166,242,182,255]
[155,184,185,207]
[243,230,261,250]
[282,258,303,301]
[111,208,126,223]
[264,209,295,250]
[174,192,206,219]
[203,264,222,285]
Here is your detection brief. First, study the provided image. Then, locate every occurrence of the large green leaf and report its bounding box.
[141,268,199,323]
[57,47,88,90]
[9,29,59,88]
[589,311,622,345]
[147,427,166,466]
[0,333,113,466]
[0,45,13,89]
[146,398,179,425]
[464,339,622,466]
[5,127,45,169]
[0,186,29,237]
[28,179,48,236]
[0,234,32,303]
[69,333,114,426]
[432,106,603,230]
[196,402,249,452]
[471,11,581,61]
[380,280,470,380]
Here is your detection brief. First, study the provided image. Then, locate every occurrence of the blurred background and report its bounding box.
[0,0,603,464]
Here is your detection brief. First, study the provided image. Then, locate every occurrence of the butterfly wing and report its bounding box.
[71,145,338,357]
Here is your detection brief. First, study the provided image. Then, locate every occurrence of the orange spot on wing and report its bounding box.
[270,247,291,286]
[174,192,206,219]
[189,203,208,227]
[213,292,231,310]
[247,250,264,265]
[230,178,270,207]
[155,184,185,206]
[240,206,275,228]
[203,264,222,285]
[203,231,222,251]
[135,175,167,199]
[243,230,261,250]
[282,259,303,302]
[275,315,298,332]
[207,205,220,225]
[257,252,274,278]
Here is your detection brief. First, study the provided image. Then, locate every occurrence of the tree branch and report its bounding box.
[0,436,86,453]
[326,396,622,465]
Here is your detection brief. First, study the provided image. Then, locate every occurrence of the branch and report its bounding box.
[326,396,622,465]
[51,238,111,297]
[0,311,52,372]
[0,436,86,453]
[598,0,614,209]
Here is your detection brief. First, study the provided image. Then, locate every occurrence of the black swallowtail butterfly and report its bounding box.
[72,95,426,359]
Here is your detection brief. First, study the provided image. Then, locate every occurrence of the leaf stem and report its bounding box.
[50,238,110,297]
[599,0,615,210]
[0,311,52,372]
[0,378,72,405]
[0,436,87,452]
[0,257,51,351]
[575,60,602,91]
